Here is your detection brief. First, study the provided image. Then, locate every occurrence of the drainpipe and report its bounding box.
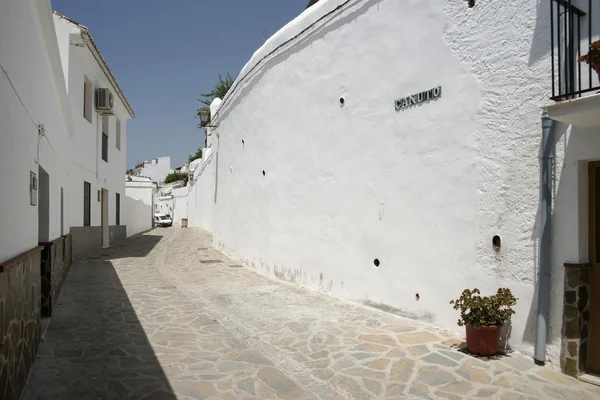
[534,111,555,365]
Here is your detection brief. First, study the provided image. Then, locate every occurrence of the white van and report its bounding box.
[154,213,172,227]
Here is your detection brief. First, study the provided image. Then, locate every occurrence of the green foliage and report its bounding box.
[450,288,517,328]
[188,147,203,163]
[196,73,235,127]
[198,73,235,107]
[164,172,188,184]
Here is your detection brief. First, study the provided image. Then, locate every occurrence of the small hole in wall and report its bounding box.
[374,259,380,267]
[262,170,266,176]
[415,293,420,301]
[242,139,245,147]
[492,235,502,251]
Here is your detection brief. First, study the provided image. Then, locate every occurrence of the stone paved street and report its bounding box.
[21,227,600,399]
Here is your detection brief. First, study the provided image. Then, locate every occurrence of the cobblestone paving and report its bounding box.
[22,227,600,399]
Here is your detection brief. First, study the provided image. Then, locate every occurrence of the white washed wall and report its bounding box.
[137,157,171,183]
[0,0,72,262]
[54,15,130,231]
[125,180,154,236]
[186,0,570,362]
[123,196,152,237]
[188,149,215,232]
[156,196,173,217]
[172,187,189,225]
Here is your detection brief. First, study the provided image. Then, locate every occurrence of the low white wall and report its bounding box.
[187,149,215,232]
[172,187,189,225]
[125,180,154,237]
[123,196,152,237]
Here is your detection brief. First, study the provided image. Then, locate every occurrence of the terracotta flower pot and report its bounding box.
[466,324,500,356]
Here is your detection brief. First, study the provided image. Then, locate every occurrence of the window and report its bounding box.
[83,181,91,226]
[83,76,93,123]
[116,193,121,225]
[102,133,108,162]
[102,116,108,162]
[116,119,121,150]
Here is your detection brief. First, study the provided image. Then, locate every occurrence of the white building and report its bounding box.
[132,156,171,183]
[1,3,147,398]
[0,1,72,264]
[188,0,600,377]
[53,12,135,259]
[0,1,73,398]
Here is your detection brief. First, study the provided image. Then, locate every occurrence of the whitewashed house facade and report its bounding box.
[0,1,74,399]
[1,3,142,398]
[188,0,600,377]
[53,12,135,259]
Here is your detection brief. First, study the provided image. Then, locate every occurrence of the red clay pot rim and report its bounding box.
[467,324,501,330]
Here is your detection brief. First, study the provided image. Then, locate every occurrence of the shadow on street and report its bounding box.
[21,233,177,400]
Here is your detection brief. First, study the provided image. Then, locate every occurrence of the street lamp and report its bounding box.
[198,109,218,128]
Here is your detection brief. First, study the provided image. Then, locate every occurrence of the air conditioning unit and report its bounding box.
[95,88,114,115]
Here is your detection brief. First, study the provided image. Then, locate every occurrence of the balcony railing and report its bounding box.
[550,0,599,101]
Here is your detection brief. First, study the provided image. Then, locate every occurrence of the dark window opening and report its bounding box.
[83,181,91,226]
[116,193,121,226]
[102,133,108,162]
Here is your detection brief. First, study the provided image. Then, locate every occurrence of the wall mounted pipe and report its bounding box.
[534,111,555,365]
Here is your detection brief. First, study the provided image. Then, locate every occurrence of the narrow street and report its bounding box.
[21,228,600,400]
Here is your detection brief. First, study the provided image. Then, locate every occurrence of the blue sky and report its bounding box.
[51,0,306,169]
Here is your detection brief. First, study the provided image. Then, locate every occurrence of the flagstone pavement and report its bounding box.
[21,227,600,399]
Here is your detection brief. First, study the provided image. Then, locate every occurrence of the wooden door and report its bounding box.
[588,162,600,374]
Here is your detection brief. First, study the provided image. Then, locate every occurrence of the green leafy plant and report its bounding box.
[450,288,517,328]
[164,172,188,184]
[188,147,203,163]
[196,73,235,128]
[578,40,600,65]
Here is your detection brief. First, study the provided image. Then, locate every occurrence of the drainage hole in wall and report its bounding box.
[374,258,380,267]
[339,97,345,106]
[492,235,501,251]
[262,170,266,176]
[242,139,245,147]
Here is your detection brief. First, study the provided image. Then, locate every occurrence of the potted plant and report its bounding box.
[578,40,600,83]
[450,288,517,356]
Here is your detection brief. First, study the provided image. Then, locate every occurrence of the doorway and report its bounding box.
[588,162,600,375]
[38,166,49,242]
[101,188,109,248]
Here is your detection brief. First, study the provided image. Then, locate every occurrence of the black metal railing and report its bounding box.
[550,0,599,101]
